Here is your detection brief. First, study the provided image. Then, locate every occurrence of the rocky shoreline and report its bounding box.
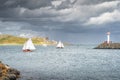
[94,41,120,49]
[0,61,20,80]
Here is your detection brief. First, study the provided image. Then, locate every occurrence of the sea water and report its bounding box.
[0,45,120,80]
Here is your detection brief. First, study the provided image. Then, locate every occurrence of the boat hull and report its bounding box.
[56,47,64,49]
[23,49,33,52]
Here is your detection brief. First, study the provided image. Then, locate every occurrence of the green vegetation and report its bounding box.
[0,34,57,45]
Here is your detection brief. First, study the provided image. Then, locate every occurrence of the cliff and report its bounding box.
[94,41,120,49]
[0,61,20,80]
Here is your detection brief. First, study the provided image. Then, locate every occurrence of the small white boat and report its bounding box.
[56,41,64,48]
[22,38,36,52]
[42,44,47,47]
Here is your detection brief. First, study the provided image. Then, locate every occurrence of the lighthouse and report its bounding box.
[107,32,110,44]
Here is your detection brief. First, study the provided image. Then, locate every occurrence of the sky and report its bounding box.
[0,0,120,44]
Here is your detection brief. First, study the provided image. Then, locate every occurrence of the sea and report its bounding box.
[0,45,120,80]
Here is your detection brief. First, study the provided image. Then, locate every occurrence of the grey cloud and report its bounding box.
[0,0,53,9]
[75,0,115,5]
[52,0,76,10]
[0,0,19,10]
[20,0,53,9]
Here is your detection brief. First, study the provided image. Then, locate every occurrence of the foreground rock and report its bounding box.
[94,41,120,49]
[0,61,20,80]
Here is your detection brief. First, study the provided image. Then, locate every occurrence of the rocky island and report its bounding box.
[0,61,20,80]
[94,41,120,49]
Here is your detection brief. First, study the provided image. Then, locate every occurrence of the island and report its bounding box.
[0,34,57,45]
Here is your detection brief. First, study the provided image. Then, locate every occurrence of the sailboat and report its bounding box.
[56,41,64,48]
[42,44,47,47]
[22,38,36,52]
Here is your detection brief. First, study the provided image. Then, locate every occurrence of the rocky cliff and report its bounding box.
[0,61,20,80]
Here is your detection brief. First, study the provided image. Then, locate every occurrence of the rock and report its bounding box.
[7,74,16,80]
[0,69,2,77]
[0,62,20,80]
[7,68,20,78]
[2,76,10,80]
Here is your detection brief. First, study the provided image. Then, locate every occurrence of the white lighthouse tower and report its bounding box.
[107,32,110,44]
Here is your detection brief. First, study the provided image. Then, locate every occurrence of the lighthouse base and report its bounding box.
[94,42,120,49]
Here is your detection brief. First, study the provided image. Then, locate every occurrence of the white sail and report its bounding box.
[56,41,61,47]
[22,42,27,50]
[61,43,64,48]
[22,38,36,50]
[56,41,64,48]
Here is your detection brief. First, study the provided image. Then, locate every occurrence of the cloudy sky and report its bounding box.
[0,0,120,44]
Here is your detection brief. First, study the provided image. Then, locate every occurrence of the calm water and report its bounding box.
[0,45,120,80]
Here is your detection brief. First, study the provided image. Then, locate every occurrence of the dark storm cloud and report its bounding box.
[0,0,53,9]
[0,0,76,10]
[0,0,54,18]
[20,0,53,9]
[0,0,115,10]
[0,0,120,43]
[0,0,119,19]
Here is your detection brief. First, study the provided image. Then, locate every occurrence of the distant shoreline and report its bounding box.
[0,34,57,46]
[0,44,23,46]
[0,44,55,46]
